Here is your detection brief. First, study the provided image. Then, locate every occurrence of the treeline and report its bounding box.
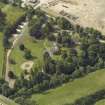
[67,89,105,105]
[3,13,26,48]
[0,79,37,105]
[9,69,69,98]
[0,0,8,4]
[0,9,6,31]
[0,79,14,97]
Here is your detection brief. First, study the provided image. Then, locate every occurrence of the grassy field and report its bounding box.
[0,95,19,105]
[31,69,105,105]
[0,2,26,77]
[10,31,53,76]
[2,4,25,25]
[10,36,45,75]
[0,2,5,9]
[95,99,105,105]
[0,32,4,78]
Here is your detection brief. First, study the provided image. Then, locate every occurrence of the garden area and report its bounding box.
[10,35,53,76]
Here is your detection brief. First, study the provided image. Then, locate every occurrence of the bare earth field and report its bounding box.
[40,0,105,34]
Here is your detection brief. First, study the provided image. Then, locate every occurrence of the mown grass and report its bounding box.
[0,2,26,77]
[31,69,105,105]
[1,4,26,25]
[10,36,45,76]
[10,30,53,76]
[0,95,19,105]
[0,2,5,9]
[0,32,4,78]
[95,99,105,105]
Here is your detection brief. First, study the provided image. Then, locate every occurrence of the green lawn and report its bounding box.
[0,95,19,105]
[0,2,26,26]
[1,4,25,25]
[95,99,105,105]
[0,2,5,9]
[0,32,4,78]
[0,2,26,77]
[31,69,105,105]
[10,33,53,76]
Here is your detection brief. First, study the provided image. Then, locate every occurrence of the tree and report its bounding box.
[0,9,6,31]
[56,61,65,74]
[79,50,89,66]
[61,51,67,59]
[8,71,15,79]
[56,33,62,43]
[8,0,22,6]
[88,44,99,66]
[49,74,62,88]
[27,7,34,20]
[43,52,51,62]
[29,13,46,39]
[2,83,13,97]
[3,35,11,49]
[19,44,25,51]
[0,0,8,3]
[9,59,16,64]
[57,17,72,30]
[42,22,54,35]
[24,49,32,60]
[99,43,105,60]
[15,97,37,105]
[43,52,56,74]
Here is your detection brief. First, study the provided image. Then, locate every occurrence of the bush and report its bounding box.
[24,49,33,60]
[71,89,105,105]
[8,71,15,79]
[19,44,25,51]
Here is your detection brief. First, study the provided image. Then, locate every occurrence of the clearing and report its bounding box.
[10,34,53,76]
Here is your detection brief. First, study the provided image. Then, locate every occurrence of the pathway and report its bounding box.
[5,21,28,88]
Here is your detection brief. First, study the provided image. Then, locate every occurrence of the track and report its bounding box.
[5,21,28,88]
